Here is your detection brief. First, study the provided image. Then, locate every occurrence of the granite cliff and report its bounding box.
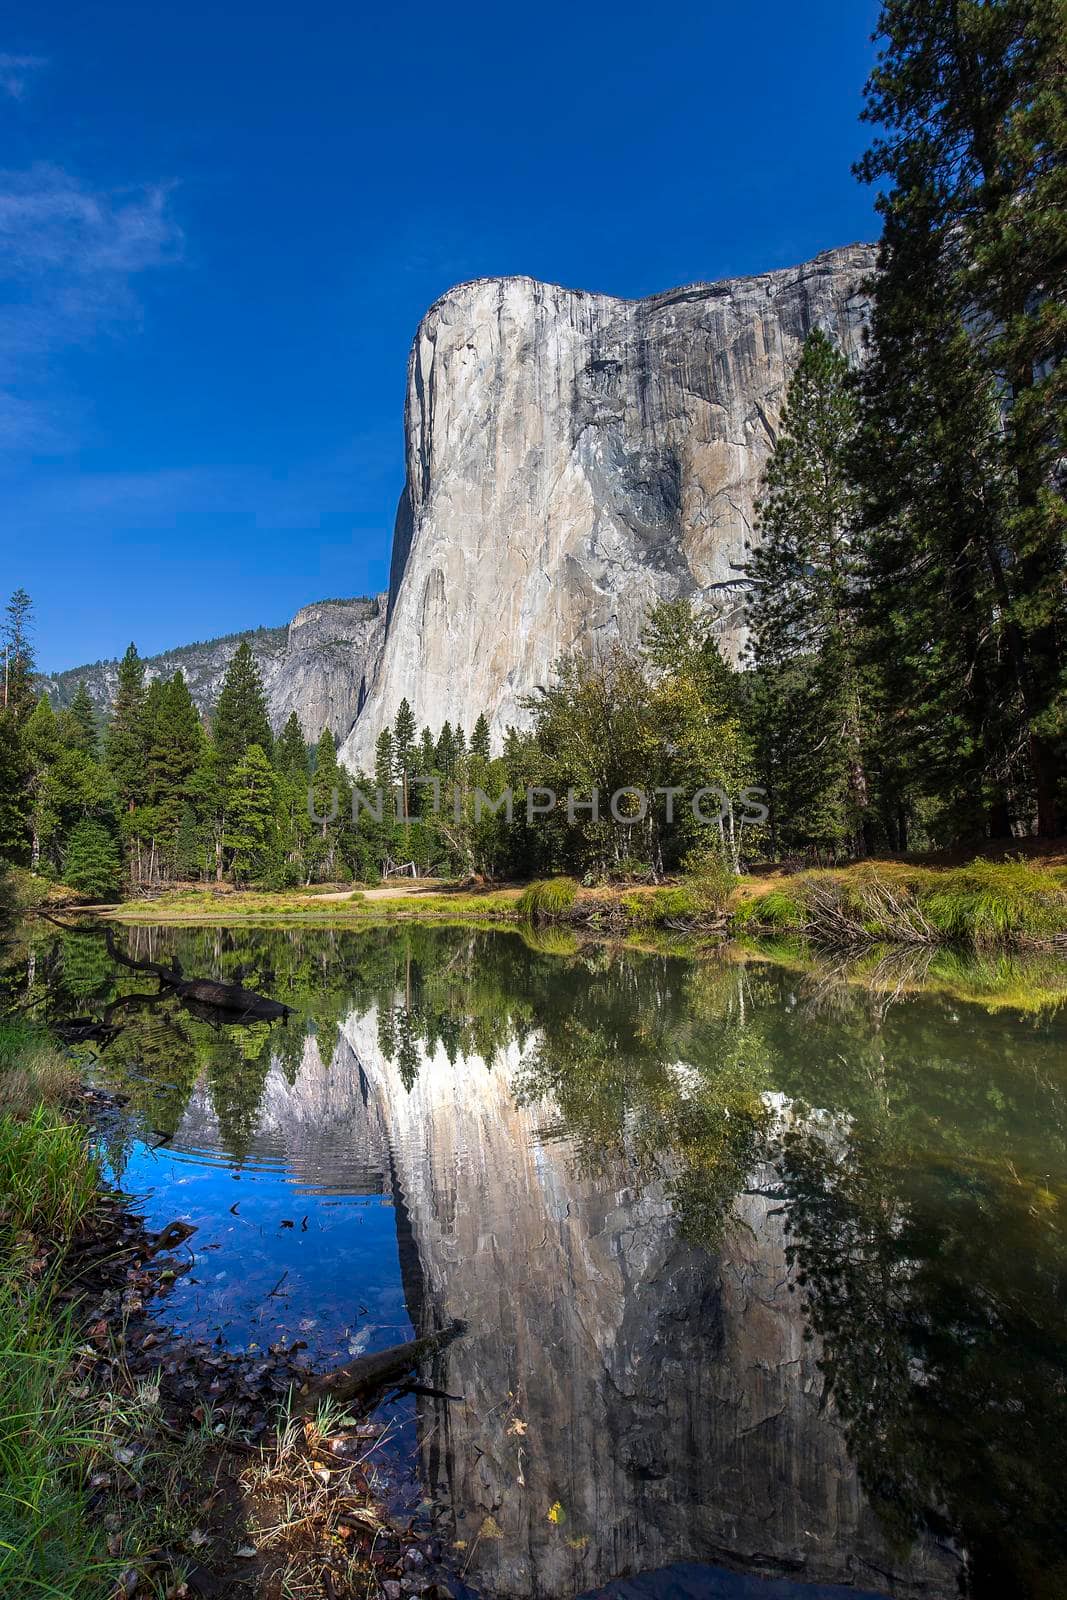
[45,595,386,745]
[341,244,876,771]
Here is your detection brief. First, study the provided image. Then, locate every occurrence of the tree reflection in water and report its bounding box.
[6,921,1066,1594]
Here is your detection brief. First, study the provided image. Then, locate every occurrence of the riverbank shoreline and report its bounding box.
[0,1020,464,1600]
[74,849,1067,951]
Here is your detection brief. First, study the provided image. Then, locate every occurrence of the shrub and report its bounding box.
[264,859,302,891]
[680,848,738,914]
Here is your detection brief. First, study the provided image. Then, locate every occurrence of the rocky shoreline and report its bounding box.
[55,1084,472,1600]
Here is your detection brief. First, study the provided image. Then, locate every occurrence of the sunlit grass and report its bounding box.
[0,1277,119,1600]
[517,877,579,919]
[0,1018,79,1119]
[732,857,1067,949]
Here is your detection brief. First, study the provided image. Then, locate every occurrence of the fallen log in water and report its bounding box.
[170,976,291,1020]
[36,913,292,1023]
[295,1320,466,1414]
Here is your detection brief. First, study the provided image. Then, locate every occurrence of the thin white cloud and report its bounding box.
[0,53,47,100]
[0,164,182,451]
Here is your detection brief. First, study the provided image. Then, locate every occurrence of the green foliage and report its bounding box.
[225,743,278,884]
[213,640,273,773]
[734,859,1067,948]
[679,848,738,914]
[470,712,491,762]
[144,671,203,839]
[1,588,36,723]
[104,643,147,810]
[0,1275,117,1598]
[62,820,122,901]
[746,331,873,856]
[63,681,98,756]
[733,888,804,930]
[275,711,309,778]
[857,0,1067,836]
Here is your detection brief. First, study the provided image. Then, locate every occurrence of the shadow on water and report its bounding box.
[5,919,1067,1599]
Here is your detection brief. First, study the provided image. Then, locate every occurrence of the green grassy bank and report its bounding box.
[0,1019,120,1598]
[96,854,1067,950]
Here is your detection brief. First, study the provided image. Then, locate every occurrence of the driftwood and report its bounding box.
[295,1320,466,1414]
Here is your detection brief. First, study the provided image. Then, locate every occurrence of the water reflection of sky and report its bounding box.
[110,1128,412,1364]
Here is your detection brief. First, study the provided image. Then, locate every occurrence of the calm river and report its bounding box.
[15,923,1067,1600]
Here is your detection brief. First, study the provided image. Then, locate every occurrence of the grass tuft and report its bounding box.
[0,1278,118,1598]
[517,877,579,921]
[0,1106,99,1244]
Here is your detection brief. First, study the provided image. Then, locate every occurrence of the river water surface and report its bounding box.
[14,924,1067,1600]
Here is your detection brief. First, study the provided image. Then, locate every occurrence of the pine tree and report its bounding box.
[225,743,277,884]
[63,819,122,901]
[145,673,204,843]
[214,641,273,774]
[0,717,28,865]
[23,695,61,872]
[435,722,457,778]
[189,738,227,883]
[275,712,308,778]
[858,0,1067,833]
[471,713,491,763]
[105,644,147,811]
[65,682,98,755]
[855,187,1016,843]
[746,331,869,855]
[174,803,203,880]
[2,588,36,722]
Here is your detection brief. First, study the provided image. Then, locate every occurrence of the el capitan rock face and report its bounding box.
[341,244,875,771]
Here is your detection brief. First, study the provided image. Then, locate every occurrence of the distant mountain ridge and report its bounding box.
[44,595,388,745]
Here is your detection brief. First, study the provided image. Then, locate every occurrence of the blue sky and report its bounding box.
[1,0,882,672]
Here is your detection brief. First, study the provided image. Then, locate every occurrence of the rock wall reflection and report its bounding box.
[342,1008,958,1600]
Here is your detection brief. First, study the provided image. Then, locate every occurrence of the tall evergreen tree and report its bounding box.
[0,717,28,865]
[214,641,273,773]
[858,0,1067,833]
[435,722,458,779]
[275,711,308,778]
[64,682,98,755]
[22,695,60,871]
[855,183,1016,842]
[470,712,491,763]
[145,673,204,841]
[2,588,36,722]
[225,743,277,884]
[746,331,870,854]
[63,818,122,901]
[105,644,147,811]
[309,726,352,880]
[392,698,416,813]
